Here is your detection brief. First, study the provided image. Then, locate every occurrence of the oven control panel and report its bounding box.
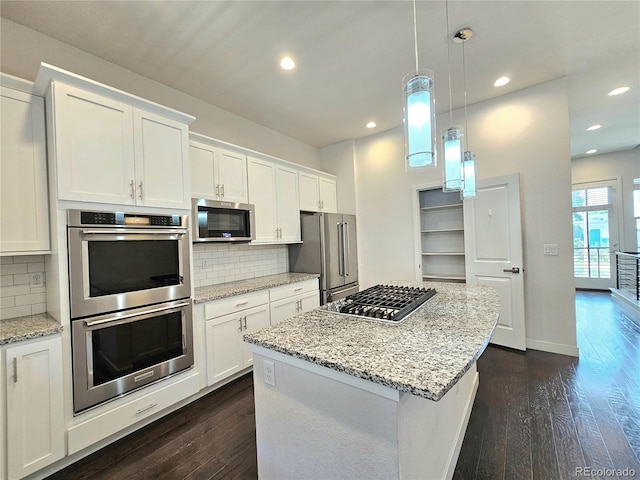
[70,210,184,228]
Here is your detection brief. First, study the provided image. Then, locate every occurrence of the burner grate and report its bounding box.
[327,284,436,323]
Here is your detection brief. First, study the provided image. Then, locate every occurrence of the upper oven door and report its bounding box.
[68,227,191,319]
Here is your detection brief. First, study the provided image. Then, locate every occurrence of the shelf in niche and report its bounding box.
[422,274,466,281]
[422,252,465,256]
[420,203,462,212]
[421,228,464,233]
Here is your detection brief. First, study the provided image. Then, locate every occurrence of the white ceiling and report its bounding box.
[1,0,639,157]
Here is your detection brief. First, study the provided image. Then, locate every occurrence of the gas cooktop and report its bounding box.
[325,284,437,324]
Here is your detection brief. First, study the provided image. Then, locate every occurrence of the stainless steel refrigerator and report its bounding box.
[289,212,359,304]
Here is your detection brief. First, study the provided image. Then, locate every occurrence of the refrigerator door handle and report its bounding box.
[344,222,350,277]
[337,221,344,276]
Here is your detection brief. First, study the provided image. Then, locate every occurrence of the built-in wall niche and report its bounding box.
[418,188,466,283]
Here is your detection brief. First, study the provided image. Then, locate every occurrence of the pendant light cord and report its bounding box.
[413,0,419,71]
[462,40,469,150]
[445,0,453,125]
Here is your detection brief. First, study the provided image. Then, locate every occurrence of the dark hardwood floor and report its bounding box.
[48,291,640,480]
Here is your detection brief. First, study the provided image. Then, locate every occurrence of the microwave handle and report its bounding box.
[80,229,187,236]
[84,301,191,327]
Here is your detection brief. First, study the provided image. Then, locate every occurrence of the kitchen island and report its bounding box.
[243,281,499,480]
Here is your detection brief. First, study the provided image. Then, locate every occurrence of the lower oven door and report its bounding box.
[72,299,194,414]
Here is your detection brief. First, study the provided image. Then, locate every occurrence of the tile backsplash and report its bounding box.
[193,243,288,288]
[0,255,47,320]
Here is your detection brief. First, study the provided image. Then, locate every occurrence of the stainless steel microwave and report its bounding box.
[192,198,255,242]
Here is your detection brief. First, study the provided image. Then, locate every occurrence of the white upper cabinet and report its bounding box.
[35,63,194,209]
[0,77,50,255]
[190,137,248,203]
[298,171,337,213]
[248,157,300,243]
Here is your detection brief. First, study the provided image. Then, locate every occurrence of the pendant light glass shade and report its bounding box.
[442,126,464,191]
[403,69,437,170]
[462,151,476,198]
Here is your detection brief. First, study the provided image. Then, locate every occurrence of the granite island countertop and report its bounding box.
[193,272,320,303]
[243,281,500,401]
[0,313,62,345]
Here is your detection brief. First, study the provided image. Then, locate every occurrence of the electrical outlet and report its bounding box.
[263,360,276,387]
[202,258,210,269]
[29,272,44,287]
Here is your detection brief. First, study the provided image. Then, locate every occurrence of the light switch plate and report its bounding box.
[543,244,558,256]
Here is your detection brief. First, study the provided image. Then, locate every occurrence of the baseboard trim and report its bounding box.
[526,338,579,357]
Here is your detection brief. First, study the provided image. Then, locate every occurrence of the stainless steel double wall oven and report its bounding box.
[67,209,193,413]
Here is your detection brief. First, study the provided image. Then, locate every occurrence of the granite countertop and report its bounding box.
[0,313,62,345]
[243,281,500,401]
[194,272,320,303]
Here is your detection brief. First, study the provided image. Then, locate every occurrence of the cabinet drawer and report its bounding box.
[204,290,270,319]
[67,371,199,455]
[270,279,319,302]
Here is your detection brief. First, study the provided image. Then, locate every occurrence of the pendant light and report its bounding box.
[403,0,436,170]
[442,0,463,191]
[454,27,477,198]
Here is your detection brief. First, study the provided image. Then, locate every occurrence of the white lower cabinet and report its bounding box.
[270,279,320,325]
[202,279,319,385]
[4,335,64,480]
[204,291,270,386]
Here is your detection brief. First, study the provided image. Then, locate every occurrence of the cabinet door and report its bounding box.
[133,110,190,209]
[0,87,50,254]
[53,82,136,204]
[241,305,271,367]
[205,313,243,386]
[248,157,278,242]
[217,149,248,203]
[276,165,301,242]
[299,290,321,314]
[6,336,64,480]
[298,172,320,212]
[189,142,216,200]
[319,177,338,213]
[269,296,299,326]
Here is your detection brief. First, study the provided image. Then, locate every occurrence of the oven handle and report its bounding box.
[84,301,191,327]
[80,229,187,236]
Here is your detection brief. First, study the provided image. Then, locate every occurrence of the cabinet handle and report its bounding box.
[129,180,135,199]
[13,358,18,383]
[221,184,225,198]
[138,181,143,199]
[294,287,303,292]
[243,316,247,330]
[238,318,243,331]
[235,301,249,307]
[216,184,220,197]
[321,200,324,209]
[136,403,158,415]
[318,200,322,209]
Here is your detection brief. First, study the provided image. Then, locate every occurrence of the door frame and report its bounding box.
[412,181,449,282]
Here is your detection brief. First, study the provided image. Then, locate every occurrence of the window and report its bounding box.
[572,185,612,278]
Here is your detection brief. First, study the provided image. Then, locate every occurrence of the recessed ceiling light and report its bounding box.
[586,149,597,154]
[366,121,377,129]
[280,56,295,70]
[586,124,602,131]
[494,76,510,87]
[608,86,630,96]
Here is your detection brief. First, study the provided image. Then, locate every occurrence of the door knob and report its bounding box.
[503,267,520,274]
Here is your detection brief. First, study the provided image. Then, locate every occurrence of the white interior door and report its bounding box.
[464,173,526,351]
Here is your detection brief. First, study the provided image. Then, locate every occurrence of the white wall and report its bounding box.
[351,78,577,354]
[319,139,357,215]
[0,18,320,169]
[572,147,640,252]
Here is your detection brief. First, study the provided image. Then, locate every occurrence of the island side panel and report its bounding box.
[398,365,479,480]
